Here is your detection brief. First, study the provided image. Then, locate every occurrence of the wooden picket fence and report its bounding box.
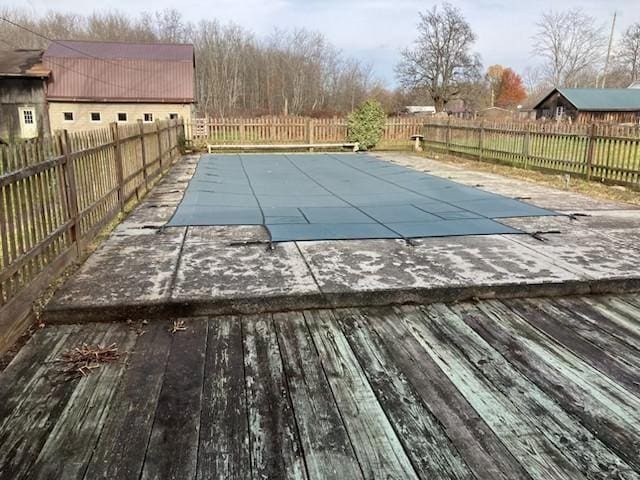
[422,119,640,188]
[190,116,424,146]
[0,119,185,351]
[190,114,640,187]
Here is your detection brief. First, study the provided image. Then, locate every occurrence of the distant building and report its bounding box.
[0,49,50,142]
[404,105,436,116]
[43,40,196,132]
[477,106,514,121]
[533,88,640,124]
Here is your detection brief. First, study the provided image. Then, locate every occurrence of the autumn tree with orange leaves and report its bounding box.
[495,68,527,108]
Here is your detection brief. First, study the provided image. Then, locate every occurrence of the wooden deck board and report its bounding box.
[83,322,173,480]
[422,303,639,479]
[1,294,640,480]
[362,306,533,480]
[273,311,363,480]
[0,325,112,480]
[507,299,640,398]
[28,325,137,480]
[457,300,640,472]
[555,297,640,351]
[305,309,419,480]
[524,298,640,372]
[395,305,586,479]
[196,316,250,480]
[243,315,308,480]
[140,319,208,480]
[335,307,475,480]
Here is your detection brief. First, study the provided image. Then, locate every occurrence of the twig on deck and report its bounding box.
[56,343,121,378]
[170,320,187,333]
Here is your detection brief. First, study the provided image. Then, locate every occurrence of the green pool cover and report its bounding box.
[167,153,557,242]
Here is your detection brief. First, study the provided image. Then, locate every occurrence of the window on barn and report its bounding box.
[63,112,74,121]
[117,112,127,122]
[143,113,153,123]
[169,113,179,120]
[22,109,34,124]
[90,112,101,122]
[555,106,565,119]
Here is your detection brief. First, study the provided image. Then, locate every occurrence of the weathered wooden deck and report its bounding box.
[2,294,640,479]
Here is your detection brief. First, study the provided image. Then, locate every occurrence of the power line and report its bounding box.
[0,15,148,72]
[0,37,150,96]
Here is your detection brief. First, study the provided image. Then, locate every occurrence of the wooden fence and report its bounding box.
[0,119,185,351]
[190,116,425,145]
[422,119,640,188]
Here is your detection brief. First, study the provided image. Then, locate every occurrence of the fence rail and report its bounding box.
[0,119,185,351]
[190,116,424,145]
[421,119,640,188]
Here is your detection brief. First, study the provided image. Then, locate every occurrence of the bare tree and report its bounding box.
[0,7,388,116]
[617,22,640,84]
[532,9,606,87]
[395,3,480,112]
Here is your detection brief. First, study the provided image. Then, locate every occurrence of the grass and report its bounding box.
[417,149,640,207]
[445,130,640,174]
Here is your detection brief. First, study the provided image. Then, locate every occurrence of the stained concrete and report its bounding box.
[51,229,186,309]
[45,152,640,323]
[297,235,577,293]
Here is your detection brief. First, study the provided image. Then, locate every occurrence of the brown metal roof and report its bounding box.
[43,40,194,103]
[45,40,194,62]
[0,49,50,77]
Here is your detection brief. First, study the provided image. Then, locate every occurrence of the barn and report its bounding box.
[0,49,50,142]
[43,40,196,132]
[533,88,640,124]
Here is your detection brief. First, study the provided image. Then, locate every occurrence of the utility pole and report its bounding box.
[602,12,617,88]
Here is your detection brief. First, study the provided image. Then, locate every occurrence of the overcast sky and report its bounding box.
[9,0,640,86]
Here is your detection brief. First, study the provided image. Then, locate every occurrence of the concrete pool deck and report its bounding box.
[44,152,640,323]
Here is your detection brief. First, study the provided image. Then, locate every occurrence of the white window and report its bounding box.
[117,112,127,122]
[143,113,153,123]
[63,112,74,122]
[19,107,38,139]
[23,109,34,124]
[555,106,565,118]
[90,112,101,122]
[168,113,179,120]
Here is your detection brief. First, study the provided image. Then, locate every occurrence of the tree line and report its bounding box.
[2,4,639,116]
[0,7,386,117]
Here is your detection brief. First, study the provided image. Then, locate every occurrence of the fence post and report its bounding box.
[138,120,149,190]
[478,121,484,161]
[58,130,80,256]
[307,118,315,152]
[155,120,163,170]
[239,119,245,143]
[446,118,452,153]
[110,122,125,212]
[523,123,531,168]
[585,123,596,181]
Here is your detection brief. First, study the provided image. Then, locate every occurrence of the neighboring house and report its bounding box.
[534,88,640,124]
[445,99,473,119]
[0,49,50,142]
[43,40,195,132]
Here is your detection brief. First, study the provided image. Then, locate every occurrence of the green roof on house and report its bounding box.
[536,88,640,111]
